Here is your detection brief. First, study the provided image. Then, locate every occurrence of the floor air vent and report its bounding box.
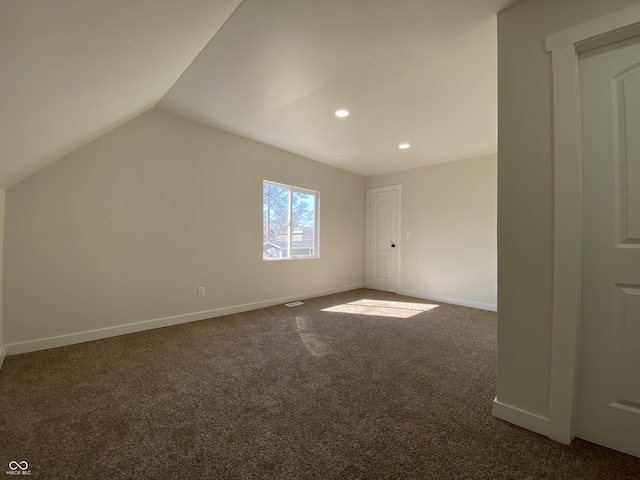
[285,301,304,307]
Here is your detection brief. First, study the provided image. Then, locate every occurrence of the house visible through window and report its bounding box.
[263,181,319,260]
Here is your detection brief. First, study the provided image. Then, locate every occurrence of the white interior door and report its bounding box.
[366,187,399,293]
[576,36,640,458]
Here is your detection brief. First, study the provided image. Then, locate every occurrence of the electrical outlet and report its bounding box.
[197,287,205,298]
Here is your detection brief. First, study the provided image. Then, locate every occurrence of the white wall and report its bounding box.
[3,108,365,352]
[366,154,497,311]
[0,189,5,368]
[496,0,639,424]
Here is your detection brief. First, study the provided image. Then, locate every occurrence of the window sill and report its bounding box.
[263,256,320,261]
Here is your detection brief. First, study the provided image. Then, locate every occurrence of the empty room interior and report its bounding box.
[1,0,640,478]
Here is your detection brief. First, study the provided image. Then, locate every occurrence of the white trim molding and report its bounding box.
[398,289,497,312]
[544,5,640,444]
[0,345,6,371]
[4,284,365,356]
[492,397,550,437]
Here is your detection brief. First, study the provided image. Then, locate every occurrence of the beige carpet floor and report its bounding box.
[1,288,639,479]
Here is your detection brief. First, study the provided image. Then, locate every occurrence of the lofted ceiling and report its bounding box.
[0,0,242,189]
[0,0,521,189]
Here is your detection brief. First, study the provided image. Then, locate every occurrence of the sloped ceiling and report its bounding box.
[0,0,242,189]
[0,0,521,190]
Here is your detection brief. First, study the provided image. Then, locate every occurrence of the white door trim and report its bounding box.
[366,185,402,293]
[545,5,640,444]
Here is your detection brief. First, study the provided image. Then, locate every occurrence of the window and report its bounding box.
[263,181,319,260]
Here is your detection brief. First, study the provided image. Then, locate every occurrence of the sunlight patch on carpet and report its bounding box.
[296,316,331,357]
[321,299,439,318]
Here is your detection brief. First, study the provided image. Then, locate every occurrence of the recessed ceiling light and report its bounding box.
[335,109,349,117]
[399,143,411,149]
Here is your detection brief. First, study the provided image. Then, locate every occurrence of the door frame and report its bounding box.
[545,5,640,444]
[365,185,402,293]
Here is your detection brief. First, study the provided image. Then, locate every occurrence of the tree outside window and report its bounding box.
[263,181,318,259]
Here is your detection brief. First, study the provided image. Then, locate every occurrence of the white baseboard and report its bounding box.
[492,397,551,438]
[0,345,6,371]
[4,283,365,356]
[397,289,497,312]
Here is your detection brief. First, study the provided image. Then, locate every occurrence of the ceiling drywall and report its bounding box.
[0,0,242,189]
[159,0,521,177]
[1,0,521,189]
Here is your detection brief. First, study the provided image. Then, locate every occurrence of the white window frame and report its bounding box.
[263,180,320,260]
